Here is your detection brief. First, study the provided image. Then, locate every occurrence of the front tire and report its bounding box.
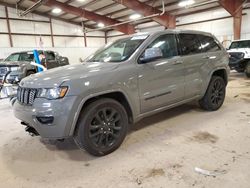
[74,98,129,156]
[235,68,245,73]
[199,76,226,111]
[26,70,36,76]
[246,62,250,78]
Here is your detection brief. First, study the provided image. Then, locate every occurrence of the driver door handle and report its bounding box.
[173,60,183,65]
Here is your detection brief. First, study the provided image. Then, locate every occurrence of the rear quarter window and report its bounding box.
[179,33,202,56]
[198,35,221,52]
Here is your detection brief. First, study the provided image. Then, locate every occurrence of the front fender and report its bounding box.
[68,89,136,136]
[200,67,229,98]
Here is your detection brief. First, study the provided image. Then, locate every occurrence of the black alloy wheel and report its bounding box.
[74,98,128,156]
[199,76,226,111]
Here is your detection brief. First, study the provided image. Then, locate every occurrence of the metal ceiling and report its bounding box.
[0,0,246,33]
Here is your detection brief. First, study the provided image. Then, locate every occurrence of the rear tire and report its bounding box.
[245,62,250,78]
[199,76,226,111]
[74,98,129,156]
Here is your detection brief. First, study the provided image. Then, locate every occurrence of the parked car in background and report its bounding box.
[0,50,69,83]
[14,30,229,156]
[227,39,250,76]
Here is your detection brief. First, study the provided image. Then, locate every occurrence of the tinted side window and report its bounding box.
[144,34,178,59]
[198,35,221,52]
[46,52,55,61]
[179,34,202,55]
[19,52,34,61]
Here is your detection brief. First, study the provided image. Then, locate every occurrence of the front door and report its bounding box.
[138,34,185,114]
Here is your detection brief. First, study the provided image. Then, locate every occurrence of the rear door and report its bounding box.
[138,34,185,113]
[45,51,58,69]
[197,34,224,66]
[177,33,208,99]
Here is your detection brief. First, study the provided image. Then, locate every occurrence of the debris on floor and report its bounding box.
[194,167,227,177]
[191,131,219,144]
[146,168,165,178]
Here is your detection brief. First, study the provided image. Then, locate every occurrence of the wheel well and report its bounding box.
[80,92,133,124]
[212,69,228,85]
[26,69,37,75]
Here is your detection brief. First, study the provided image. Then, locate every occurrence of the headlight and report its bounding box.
[10,66,21,71]
[37,86,68,100]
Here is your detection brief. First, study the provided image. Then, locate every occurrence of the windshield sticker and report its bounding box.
[131,35,148,40]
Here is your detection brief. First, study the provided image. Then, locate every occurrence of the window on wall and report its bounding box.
[198,35,221,52]
[179,34,202,55]
[141,34,178,60]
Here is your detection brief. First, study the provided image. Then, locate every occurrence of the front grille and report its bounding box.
[17,87,38,105]
[229,52,244,60]
[0,67,8,75]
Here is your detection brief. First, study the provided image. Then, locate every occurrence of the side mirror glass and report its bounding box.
[140,47,163,63]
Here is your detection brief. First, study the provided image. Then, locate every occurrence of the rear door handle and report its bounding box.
[208,56,217,59]
[202,55,217,59]
[173,60,183,65]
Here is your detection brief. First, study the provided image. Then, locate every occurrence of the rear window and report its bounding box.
[179,34,202,55]
[229,40,250,49]
[198,35,221,52]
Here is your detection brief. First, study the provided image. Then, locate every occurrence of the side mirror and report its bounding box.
[140,47,163,63]
[79,58,84,63]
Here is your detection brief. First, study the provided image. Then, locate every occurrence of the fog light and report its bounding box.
[36,116,54,124]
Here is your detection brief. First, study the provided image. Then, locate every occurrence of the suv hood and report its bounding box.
[0,61,30,67]
[20,62,119,88]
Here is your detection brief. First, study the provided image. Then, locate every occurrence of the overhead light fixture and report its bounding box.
[77,0,86,2]
[129,14,142,20]
[178,0,195,7]
[52,8,62,14]
[97,23,105,28]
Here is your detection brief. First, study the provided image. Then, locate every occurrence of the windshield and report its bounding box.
[86,35,148,63]
[4,52,34,62]
[229,40,250,49]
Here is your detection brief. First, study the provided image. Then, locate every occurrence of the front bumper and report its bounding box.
[229,58,250,70]
[13,96,78,139]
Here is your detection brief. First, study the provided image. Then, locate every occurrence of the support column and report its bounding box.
[233,5,242,40]
[83,25,87,47]
[49,18,55,47]
[5,6,13,47]
[104,31,108,44]
[219,0,243,40]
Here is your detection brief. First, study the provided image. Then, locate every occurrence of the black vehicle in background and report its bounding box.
[0,50,69,83]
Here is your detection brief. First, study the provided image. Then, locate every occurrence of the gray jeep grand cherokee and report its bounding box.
[14,30,230,156]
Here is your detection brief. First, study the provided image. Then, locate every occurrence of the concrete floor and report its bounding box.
[0,71,250,188]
